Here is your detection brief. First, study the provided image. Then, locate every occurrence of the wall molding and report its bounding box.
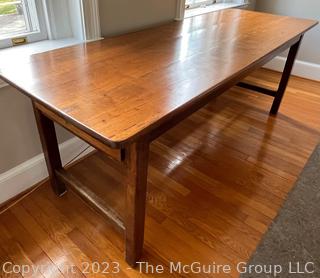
[0,137,94,205]
[175,0,185,20]
[81,0,102,41]
[264,56,320,81]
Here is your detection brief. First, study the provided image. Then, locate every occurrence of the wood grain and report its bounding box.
[0,9,317,148]
[1,69,320,277]
[124,141,149,266]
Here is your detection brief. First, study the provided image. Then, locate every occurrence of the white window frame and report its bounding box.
[0,0,48,49]
[176,0,249,20]
[41,0,101,41]
[0,0,101,50]
[185,0,215,9]
[81,0,101,41]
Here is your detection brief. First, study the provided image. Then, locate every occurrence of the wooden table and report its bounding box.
[1,9,317,267]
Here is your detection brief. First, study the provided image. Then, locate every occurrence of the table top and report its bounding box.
[0,9,317,148]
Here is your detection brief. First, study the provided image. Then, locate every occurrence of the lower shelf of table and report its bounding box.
[56,151,126,230]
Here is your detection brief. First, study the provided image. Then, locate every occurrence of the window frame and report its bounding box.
[185,0,216,9]
[0,0,48,49]
[176,0,249,20]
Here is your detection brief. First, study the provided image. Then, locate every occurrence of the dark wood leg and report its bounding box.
[124,141,149,267]
[236,36,303,114]
[33,102,67,196]
[270,36,303,115]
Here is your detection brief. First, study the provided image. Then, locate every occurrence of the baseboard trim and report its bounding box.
[0,80,8,89]
[264,56,320,81]
[0,179,46,213]
[0,137,94,205]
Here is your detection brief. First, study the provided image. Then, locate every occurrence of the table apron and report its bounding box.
[34,102,123,162]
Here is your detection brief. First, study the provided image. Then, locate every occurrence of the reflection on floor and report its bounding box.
[1,69,320,277]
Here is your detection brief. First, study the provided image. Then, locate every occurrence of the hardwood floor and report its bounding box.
[1,69,320,277]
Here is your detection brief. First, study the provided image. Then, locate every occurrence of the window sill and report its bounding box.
[0,37,102,89]
[184,2,247,18]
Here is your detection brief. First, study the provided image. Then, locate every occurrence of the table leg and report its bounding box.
[124,141,149,267]
[270,36,303,115]
[236,36,303,115]
[33,103,66,196]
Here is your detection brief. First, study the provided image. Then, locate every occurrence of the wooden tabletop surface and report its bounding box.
[0,9,317,148]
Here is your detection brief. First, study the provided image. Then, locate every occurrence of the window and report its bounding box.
[0,0,47,48]
[182,0,248,18]
[0,0,37,38]
[185,0,216,9]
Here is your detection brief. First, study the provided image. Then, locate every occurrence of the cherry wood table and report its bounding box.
[1,9,317,267]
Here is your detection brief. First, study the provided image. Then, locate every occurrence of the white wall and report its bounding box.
[0,86,72,174]
[246,0,256,10]
[255,0,320,80]
[99,0,177,36]
[256,0,320,64]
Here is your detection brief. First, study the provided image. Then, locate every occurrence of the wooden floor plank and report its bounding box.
[0,221,45,278]
[10,203,85,278]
